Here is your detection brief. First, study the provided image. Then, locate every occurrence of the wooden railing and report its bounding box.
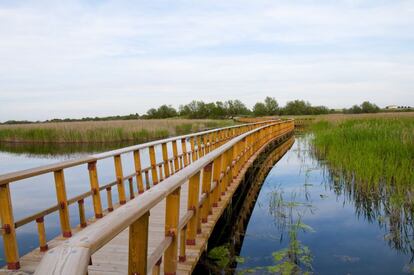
[32,119,294,274]
[0,120,275,270]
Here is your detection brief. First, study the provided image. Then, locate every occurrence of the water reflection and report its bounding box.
[315,150,414,261]
[232,135,413,274]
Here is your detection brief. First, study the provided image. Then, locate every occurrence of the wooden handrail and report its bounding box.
[32,120,294,274]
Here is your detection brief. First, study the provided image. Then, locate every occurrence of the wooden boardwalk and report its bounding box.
[0,120,294,275]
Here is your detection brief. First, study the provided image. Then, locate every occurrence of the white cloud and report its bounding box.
[0,0,413,120]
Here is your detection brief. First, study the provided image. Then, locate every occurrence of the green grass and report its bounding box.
[311,118,414,199]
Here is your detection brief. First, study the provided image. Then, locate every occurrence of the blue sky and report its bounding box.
[0,0,413,120]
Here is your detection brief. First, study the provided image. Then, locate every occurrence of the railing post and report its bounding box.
[114,155,127,204]
[201,163,213,223]
[128,211,149,275]
[181,138,189,167]
[88,161,103,218]
[226,148,233,189]
[233,141,240,179]
[172,140,179,172]
[197,135,204,158]
[78,199,87,228]
[220,151,228,196]
[212,157,222,207]
[190,136,196,162]
[164,187,181,274]
[128,178,135,199]
[0,183,20,270]
[179,226,187,262]
[106,186,114,212]
[203,134,209,154]
[53,170,72,238]
[36,217,48,252]
[186,172,200,245]
[133,150,145,194]
[162,143,170,179]
[149,146,159,185]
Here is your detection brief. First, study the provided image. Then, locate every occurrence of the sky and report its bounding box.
[0,0,413,121]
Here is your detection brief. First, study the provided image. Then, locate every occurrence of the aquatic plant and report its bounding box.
[311,118,414,260]
[311,118,414,187]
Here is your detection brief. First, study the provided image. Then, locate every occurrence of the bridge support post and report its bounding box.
[212,157,222,207]
[88,161,103,218]
[197,135,204,158]
[172,140,179,172]
[53,170,72,238]
[220,151,228,196]
[164,187,181,274]
[128,211,149,275]
[162,143,170,179]
[0,183,20,270]
[201,163,213,223]
[133,150,145,194]
[36,216,48,252]
[190,137,196,162]
[149,146,159,185]
[181,138,189,167]
[114,155,127,204]
[186,172,200,245]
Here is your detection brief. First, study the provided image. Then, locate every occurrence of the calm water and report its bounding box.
[1,137,413,274]
[235,136,413,274]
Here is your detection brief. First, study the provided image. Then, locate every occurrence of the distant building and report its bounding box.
[385,105,412,110]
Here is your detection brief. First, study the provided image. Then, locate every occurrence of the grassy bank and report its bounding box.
[311,118,414,186]
[0,119,235,143]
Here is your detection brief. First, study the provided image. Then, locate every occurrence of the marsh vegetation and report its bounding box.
[0,119,234,143]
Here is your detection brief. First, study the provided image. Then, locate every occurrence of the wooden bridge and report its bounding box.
[0,119,294,275]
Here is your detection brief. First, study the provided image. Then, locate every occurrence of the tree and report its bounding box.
[282,100,312,115]
[264,97,279,115]
[361,101,380,113]
[253,102,267,116]
[146,105,177,118]
[224,100,250,117]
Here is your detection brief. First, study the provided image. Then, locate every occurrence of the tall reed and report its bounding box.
[311,118,414,187]
[0,119,235,143]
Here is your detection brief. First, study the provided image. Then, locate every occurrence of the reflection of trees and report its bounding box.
[308,136,414,261]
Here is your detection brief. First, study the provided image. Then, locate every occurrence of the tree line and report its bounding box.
[2,98,407,124]
[143,98,383,119]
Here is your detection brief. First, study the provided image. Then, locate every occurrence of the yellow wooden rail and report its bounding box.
[0,120,276,270]
[31,119,294,274]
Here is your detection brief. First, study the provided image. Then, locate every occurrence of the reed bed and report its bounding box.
[284,111,414,123]
[311,117,414,189]
[0,119,235,143]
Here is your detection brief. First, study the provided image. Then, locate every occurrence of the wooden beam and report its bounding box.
[0,183,20,269]
[149,146,159,185]
[88,161,103,219]
[186,172,200,245]
[114,155,127,204]
[164,187,181,275]
[128,211,149,275]
[53,170,72,238]
[133,150,145,194]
